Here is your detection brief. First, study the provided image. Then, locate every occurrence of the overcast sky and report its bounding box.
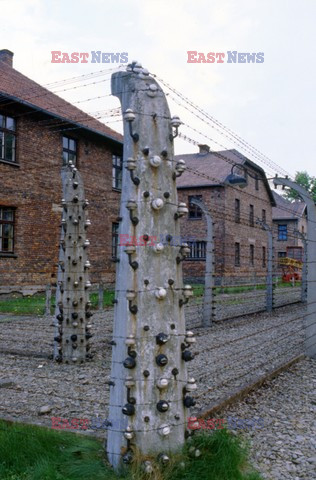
[1,0,315,179]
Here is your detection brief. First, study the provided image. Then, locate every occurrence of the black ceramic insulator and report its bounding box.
[157,400,169,412]
[70,334,77,342]
[130,305,138,314]
[54,336,61,343]
[182,350,195,362]
[56,314,63,322]
[156,354,168,367]
[143,370,150,377]
[122,404,135,416]
[156,332,169,345]
[123,357,136,369]
[72,312,79,320]
[183,396,196,408]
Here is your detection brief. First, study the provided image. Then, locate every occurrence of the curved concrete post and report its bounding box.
[256,218,274,312]
[273,177,316,358]
[190,198,214,327]
[294,229,308,303]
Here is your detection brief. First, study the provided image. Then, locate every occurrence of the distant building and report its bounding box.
[272,191,307,268]
[0,49,123,293]
[176,145,276,285]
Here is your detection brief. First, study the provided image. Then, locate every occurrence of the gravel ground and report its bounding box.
[0,303,305,423]
[219,358,316,480]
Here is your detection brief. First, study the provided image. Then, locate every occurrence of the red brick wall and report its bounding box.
[0,109,122,289]
[177,171,273,285]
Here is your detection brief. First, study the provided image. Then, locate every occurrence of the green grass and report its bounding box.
[0,291,115,316]
[0,420,262,480]
[0,280,300,315]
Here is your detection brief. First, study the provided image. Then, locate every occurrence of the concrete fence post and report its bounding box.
[45,284,52,316]
[98,283,104,310]
[107,62,195,470]
[53,162,93,363]
[294,229,308,303]
[190,197,215,327]
[274,177,316,358]
[256,218,274,312]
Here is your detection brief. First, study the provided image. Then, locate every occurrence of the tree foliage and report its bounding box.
[284,171,316,203]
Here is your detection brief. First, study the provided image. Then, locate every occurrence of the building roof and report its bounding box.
[175,147,276,205]
[272,191,306,221]
[0,56,122,144]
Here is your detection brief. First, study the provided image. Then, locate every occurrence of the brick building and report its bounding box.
[176,145,276,285]
[272,191,307,269]
[0,49,123,293]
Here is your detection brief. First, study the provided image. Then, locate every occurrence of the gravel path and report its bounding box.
[0,304,305,429]
[219,358,316,480]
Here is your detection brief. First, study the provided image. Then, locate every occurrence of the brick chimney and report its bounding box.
[198,144,210,155]
[0,49,14,67]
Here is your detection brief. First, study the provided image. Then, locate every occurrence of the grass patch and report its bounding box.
[0,290,115,316]
[0,420,262,480]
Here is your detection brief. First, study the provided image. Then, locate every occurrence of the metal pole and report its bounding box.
[190,198,214,327]
[274,177,316,358]
[256,218,274,312]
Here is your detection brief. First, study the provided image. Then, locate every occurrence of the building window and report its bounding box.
[235,242,240,266]
[187,241,206,259]
[249,204,254,227]
[262,246,266,268]
[0,207,15,253]
[0,114,16,163]
[188,195,202,219]
[112,154,122,190]
[255,175,259,191]
[278,225,288,241]
[278,251,287,265]
[302,225,305,234]
[63,136,77,165]
[250,244,254,266]
[262,209,266,223]
[112,222,119,258]
[235,199,240,223]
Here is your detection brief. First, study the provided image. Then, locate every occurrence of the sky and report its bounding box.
[0,0,315,179]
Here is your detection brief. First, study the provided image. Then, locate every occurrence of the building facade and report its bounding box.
[272,191,307,271]
[176,145,276,285]
[0,49,123,293]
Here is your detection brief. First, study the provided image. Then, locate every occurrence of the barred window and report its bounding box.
[262,246,266,268]
[249,204,254,227]
[278,225,287,241]
[187,241,206,259]
[0,114,16,163]
[112,222,119,258]
[112,154,122,190]
[235,242,240,266]
[188,195,203,219]
[0,207,15,253]
[235,198,240,223]
[250,244,254,266]
[63,136,77,166]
